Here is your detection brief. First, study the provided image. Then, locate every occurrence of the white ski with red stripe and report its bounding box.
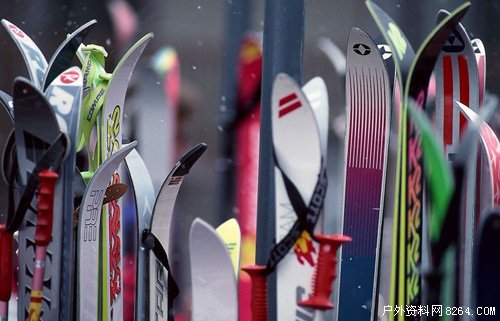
[471,39,486,106]
[273,73,324,321]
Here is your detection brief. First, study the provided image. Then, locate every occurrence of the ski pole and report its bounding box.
[0,224,13,321]
[28,170,58,321]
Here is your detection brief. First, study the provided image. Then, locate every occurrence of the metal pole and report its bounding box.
[256,1,304,320]
[216,0,252,222]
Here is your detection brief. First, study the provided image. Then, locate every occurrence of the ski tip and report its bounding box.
[13,77,41,99]
[190,217,212,238]
[175,143,207,176]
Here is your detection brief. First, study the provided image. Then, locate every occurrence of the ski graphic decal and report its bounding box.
[337,27,390,321]
[190,218,238,321]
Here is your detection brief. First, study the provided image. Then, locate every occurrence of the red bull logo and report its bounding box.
[293,231,316,266]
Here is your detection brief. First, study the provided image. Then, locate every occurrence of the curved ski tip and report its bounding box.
[176,143,207,175]
[123,140,138,151]
[13,77,41,98]
[190,218,213,239]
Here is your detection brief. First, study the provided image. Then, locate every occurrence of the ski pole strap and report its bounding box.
[143,231,180,301]
[264,158,328,274]
[6,133,68,233]
[76,44,109,166]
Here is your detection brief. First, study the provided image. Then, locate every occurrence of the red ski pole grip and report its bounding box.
[241,265,268,321]
[0,225,13,301]
[298,234,351,310]
[35,170,59,246]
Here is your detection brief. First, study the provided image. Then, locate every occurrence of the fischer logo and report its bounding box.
[293,231,316,266]
[60,69,80,84]
[278,92,302,118]
[83,189,104,242]
[109,173,122,304]
[406,117,422,305]
[8,23,25,38]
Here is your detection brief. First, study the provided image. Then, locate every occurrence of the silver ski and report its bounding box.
[147,143,206,321]
[77,142,136,321]
[190,218,237,321]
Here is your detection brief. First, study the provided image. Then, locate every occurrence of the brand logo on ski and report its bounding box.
[278,92,302,118]
[293,231,316,266]
[154,259,166,319]
[84,189,104,242]
[7,23,24,38]
[86,88,105,121]
[377,44,392,60]
[353,43,371,56]
[472,40,480,53]
[109,172,122,304]
[443,30,465,53]
[387,22,407,60]
[169,176,182,186]
[60,70,80,84]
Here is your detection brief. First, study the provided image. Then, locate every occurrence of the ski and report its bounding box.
[337,27,391,321]
[42,20,97,90]
[190,218,238,321]
[95,34,152,321]
[272,73,323,321]
[10,78,68,321]
[44,66,83,320]
[434,11,480,311]
[77,142,136,321]
[2,20,47,89]
[145,143,206,321]
[456,103,500,206]
[123,149,155,321]
[366,3,470,319]
[216,218,242,277]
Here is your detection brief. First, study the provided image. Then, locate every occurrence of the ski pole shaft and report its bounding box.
[298,234,351,310]
[28,169,58,321]
[0,224,13,320]
[241,265,268,321]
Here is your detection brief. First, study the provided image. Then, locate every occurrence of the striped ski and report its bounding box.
[434,12,480,310]
[337,27,390,321]
[365,2,470,320]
